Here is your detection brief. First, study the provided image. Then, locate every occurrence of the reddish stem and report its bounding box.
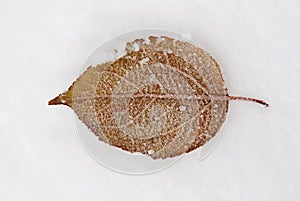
[227,96,269,107]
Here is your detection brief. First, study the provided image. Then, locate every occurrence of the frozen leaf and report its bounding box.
[49,36,268,159]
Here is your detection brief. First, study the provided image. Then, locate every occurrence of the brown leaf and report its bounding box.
[49,36,268,159]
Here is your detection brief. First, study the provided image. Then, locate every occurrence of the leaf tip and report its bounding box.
[48,94,71,106]
[48,95,62,105]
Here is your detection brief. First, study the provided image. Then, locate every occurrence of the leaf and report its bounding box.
[49,36,268,159]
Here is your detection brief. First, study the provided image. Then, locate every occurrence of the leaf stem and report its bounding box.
[227,96,269,107]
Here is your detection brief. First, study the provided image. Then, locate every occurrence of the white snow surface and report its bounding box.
[0,0,299,201]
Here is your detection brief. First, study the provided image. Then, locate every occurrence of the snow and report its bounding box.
[132,42,140,51]
[140,57,149,65]
[147,150,154,155]
[0,0,299,201]
[179,105,186,111]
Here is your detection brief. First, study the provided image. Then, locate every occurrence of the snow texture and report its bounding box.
[0,0,299,201]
